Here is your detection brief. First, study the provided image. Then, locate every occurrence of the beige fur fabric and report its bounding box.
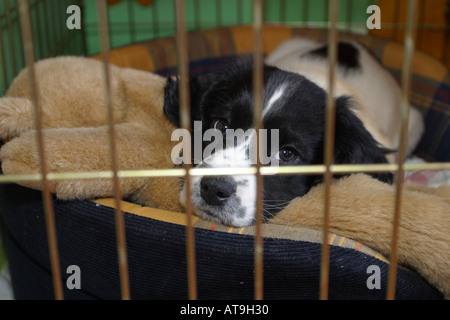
[271,174,450,298]
[0,56,448,298]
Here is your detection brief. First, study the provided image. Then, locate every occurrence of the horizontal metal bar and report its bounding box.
[0,173,44,183]
[0,162,449,183]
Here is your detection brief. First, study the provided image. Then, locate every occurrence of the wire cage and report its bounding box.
[0,0,449,300]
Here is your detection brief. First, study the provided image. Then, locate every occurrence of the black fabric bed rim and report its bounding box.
[0,182,443,299]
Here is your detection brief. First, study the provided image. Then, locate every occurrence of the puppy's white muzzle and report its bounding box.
[180,146,257,227]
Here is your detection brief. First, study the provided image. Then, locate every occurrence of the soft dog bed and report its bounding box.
[1,26,448,299]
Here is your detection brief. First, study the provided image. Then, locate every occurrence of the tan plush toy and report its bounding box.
[0,56,448,298]
[271,174,450,299]
[0,56,182,212]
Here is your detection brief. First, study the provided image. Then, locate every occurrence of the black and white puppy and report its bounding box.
[164,42,394,227]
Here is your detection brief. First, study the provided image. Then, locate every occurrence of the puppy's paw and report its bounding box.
[0,97,34,139]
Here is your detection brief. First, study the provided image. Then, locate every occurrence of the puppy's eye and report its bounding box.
[211,119,228,134]
[276,147,297,162]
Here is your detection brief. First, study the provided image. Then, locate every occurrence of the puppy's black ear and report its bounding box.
[163,75,206,128]
[163,76,182,127]
[333,96,394,184]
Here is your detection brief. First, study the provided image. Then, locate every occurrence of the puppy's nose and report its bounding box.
[200,177,237,206]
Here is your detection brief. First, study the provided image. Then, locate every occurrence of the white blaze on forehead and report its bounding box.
[262,84,285,119]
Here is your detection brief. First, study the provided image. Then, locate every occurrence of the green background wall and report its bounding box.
[84,0,375,54]
[1,0,375,95]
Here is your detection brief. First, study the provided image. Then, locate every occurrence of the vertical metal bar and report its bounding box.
[174,0,197,300]
[56,0,65,53]
[96,0,131,300]
[279,0,286,23]
[320,0,339,301]
[416,0,425,46]
[5,0,18,76]
[346,0,353,31]
[252,0,264,301]
[0,11,8,93]
[386,0,417,301]
[302,0,309,27]
[42,0,52,58]
[127,0,136,43]
[17,0,64,300]
[445,0,450,67]
[216,0,222,27]
[33,0,44,59]
[79,0,88,56]
[49,0,59,55]
[194,0,201,30]
[152,0,159,39]
[238,0,243,25]
[394,0,402,40]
